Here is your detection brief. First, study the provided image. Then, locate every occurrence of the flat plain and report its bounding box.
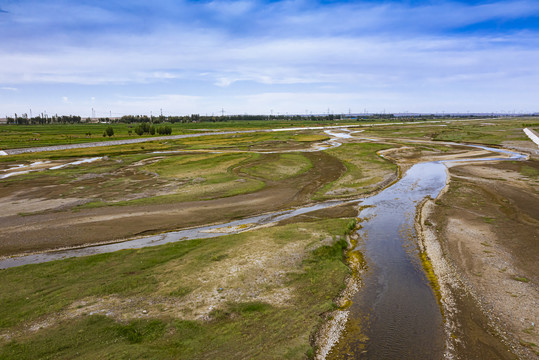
[0,118,537,359]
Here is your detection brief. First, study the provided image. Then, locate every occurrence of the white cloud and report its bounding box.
[1,0,539,114]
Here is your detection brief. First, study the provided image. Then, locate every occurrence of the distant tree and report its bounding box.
[157,124,172,135]
[105,126,114,137]
[134,124,144,135]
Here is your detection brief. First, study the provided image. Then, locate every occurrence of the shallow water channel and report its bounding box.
[328,161,448,359]
[328,145,526,359]
[0,141,527,358]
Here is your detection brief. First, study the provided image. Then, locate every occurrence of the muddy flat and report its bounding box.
[0,151,347,256]
[422,158,539,359]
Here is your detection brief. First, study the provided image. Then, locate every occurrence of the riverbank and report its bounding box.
[0,218,354,359]
[418,156,539,359]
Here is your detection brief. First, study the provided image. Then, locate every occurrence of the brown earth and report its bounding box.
[421,158,539,359]
[2,134,538,359]
[0,151,347,256]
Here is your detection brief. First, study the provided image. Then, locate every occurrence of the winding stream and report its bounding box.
[0,135,528,358]
[328,145,526,359]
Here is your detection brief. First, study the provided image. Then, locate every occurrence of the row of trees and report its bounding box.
[97,124,173,137]
[132,123,172,135]
[6,113,512,126]
[117,114,345,123]
[6,114,84,124]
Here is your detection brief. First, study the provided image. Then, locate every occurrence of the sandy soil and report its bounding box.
[419,157,539,359]
[0,151,347,256]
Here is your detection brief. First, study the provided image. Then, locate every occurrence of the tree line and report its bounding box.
[5,113,509,126]
[6,114,85,124]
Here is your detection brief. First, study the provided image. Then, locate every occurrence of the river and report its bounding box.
[0,135,527,358]
[327,145,526,359]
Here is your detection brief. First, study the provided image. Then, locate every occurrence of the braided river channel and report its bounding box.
[0,137,526,359]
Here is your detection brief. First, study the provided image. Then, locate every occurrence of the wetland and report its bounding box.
[0,118,538,359]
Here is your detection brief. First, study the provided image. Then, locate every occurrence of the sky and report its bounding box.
[1,0,539,117]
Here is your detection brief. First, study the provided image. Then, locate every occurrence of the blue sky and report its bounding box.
[1,0,538,116]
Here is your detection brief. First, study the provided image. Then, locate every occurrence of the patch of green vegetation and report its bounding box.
[520,165,539,178]
[101,176,265,207]
[315,143,396,199]
[0,219,354,359]
[74,152,268,208]
[144,153,252,179]
[523,324,535,335]
[0,123,191,150]
[241,153,313,180]
[419,251,444,317]
[361,118,537,145]
[0,141,175,164]
[519,340,537,349]
[513,276,530,283]
[0,316,168,359]
[482,217,496,223]
[169,287,193,297]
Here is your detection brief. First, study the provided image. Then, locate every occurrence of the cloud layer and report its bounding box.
[1,0,538,115]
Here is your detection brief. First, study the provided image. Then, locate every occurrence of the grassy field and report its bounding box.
[0,218,356,359]
[0,120,350,150]
[240,153,313,181]
[315,142,397,199]
[4,117,515,150]
[362,118,539,145]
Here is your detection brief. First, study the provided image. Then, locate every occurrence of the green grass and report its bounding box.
[0,121,344,150]
[2,118,536,151]
[240,153,313,180]
[520,165,539,178]
[0,124,194,150]
[0,140,176,163]
[361,118,539,146]
[0,219,355,359]
[144,153,253,179]
[315,142,396,199]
